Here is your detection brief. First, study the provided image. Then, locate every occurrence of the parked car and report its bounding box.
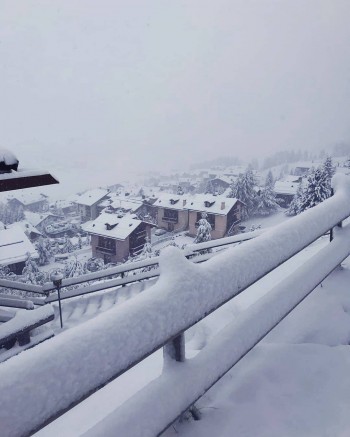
[154,228,167,236]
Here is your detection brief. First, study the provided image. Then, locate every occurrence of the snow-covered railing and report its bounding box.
[1,175,350,437]
[0,306,54,355]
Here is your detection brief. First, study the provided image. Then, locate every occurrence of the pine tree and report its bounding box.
[177,185,184,195]
[61,234,74,253]
[255,172,279,216]
[228,169,257,218]
[140,237,153,259]
[22,253,45,284]
[298,166,331,212]
[322,156,336,184]
[36,237,52,265]
[286,183,304,216]
[77,234,83,249]
[194,213,212,243]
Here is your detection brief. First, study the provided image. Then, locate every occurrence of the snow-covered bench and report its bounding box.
[0,305,54,352]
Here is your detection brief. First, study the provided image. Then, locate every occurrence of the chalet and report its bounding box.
[7,192,49,213]
[274,175,305,207]
[206,176,235,194]
[294,166,311,177]
[153,194,189,232]
[97,196,143,216]
[0,225,38,274]
[11,220,42,242]
[82,212,153,263]
[74,188,110,222]
[187,194,244,239]
[25,211,62,235]
[49,199,77,216]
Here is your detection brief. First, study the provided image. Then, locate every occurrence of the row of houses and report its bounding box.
[77,189,244,264]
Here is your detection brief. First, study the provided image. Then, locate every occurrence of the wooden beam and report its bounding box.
[0,173,59,192]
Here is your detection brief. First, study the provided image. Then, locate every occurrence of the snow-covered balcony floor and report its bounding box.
[32,234,350,437]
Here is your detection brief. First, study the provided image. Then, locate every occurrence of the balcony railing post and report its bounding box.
[330,188,343,242]
[163,332,202,420]
[163,333,185,363]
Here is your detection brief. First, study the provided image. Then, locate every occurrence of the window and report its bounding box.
[163,209,178,223]
[98,236,116,252]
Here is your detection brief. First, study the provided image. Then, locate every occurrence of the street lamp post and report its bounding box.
[50,270,64,328]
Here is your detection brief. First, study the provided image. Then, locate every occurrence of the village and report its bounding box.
[0,151,348,289]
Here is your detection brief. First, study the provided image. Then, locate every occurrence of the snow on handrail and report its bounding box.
[0,278,45,294]
[85,224,350,437]
[1,174,350,437]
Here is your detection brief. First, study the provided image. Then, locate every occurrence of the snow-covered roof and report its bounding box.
[82,212,142,240]
[7,191,47,206]
[274,178,305,196]
[25,211,58,227]
[10,220,42,237]
[98,194,143,213]
[51,199,75,210]
[186,194,239,215]
[154,194,187,211]
[209,175,236,185]
[0,225,38,266]
[74,189,109,207]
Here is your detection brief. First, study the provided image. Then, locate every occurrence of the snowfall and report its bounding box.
[2,178,350,437]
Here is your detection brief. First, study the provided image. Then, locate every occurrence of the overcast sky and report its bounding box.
[1,1,350,195]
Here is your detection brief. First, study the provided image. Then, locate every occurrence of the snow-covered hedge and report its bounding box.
[1,175,350,437]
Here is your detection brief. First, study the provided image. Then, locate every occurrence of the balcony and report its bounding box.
[162,216,178,223]
[96,246,116,255]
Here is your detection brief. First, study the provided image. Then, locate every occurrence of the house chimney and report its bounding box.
[183,199,186,207]
[221,201,225,210]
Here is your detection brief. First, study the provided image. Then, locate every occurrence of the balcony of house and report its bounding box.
[96,237,116,255]
[162,209,179,223]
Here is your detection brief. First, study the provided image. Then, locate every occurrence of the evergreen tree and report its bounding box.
[298,166,331,212]
[322,156,336,183]
[21,253,46,284]
[64,255,85,278]
[228,169,257,218]
[61,234,74,253]
[36,237,52,266]
[255,172,279,216]
[194,213,212,243]
[77,234,83,249]
[140,237,153,259]
[286,183,304,216]
[177,185,184,195]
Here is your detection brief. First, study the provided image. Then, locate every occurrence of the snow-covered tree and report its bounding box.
[322,156,336,183]
[177,185,184,195]
[85,257,104,272]
[255,172,279,216]
[298,166,331,213]
[77,234,83,249]
[140,237,153,259]
[228,169,257,218]
[22,253,47,284]
[61,234,74,253]
[64,255,86,278]
[194,213,212,243]
[36,237,52,266]
[286,183,304,216]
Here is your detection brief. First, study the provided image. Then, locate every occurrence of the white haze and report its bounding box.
[1,0,350,198]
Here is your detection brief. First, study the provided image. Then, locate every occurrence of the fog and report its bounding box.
[1,1,350,196]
